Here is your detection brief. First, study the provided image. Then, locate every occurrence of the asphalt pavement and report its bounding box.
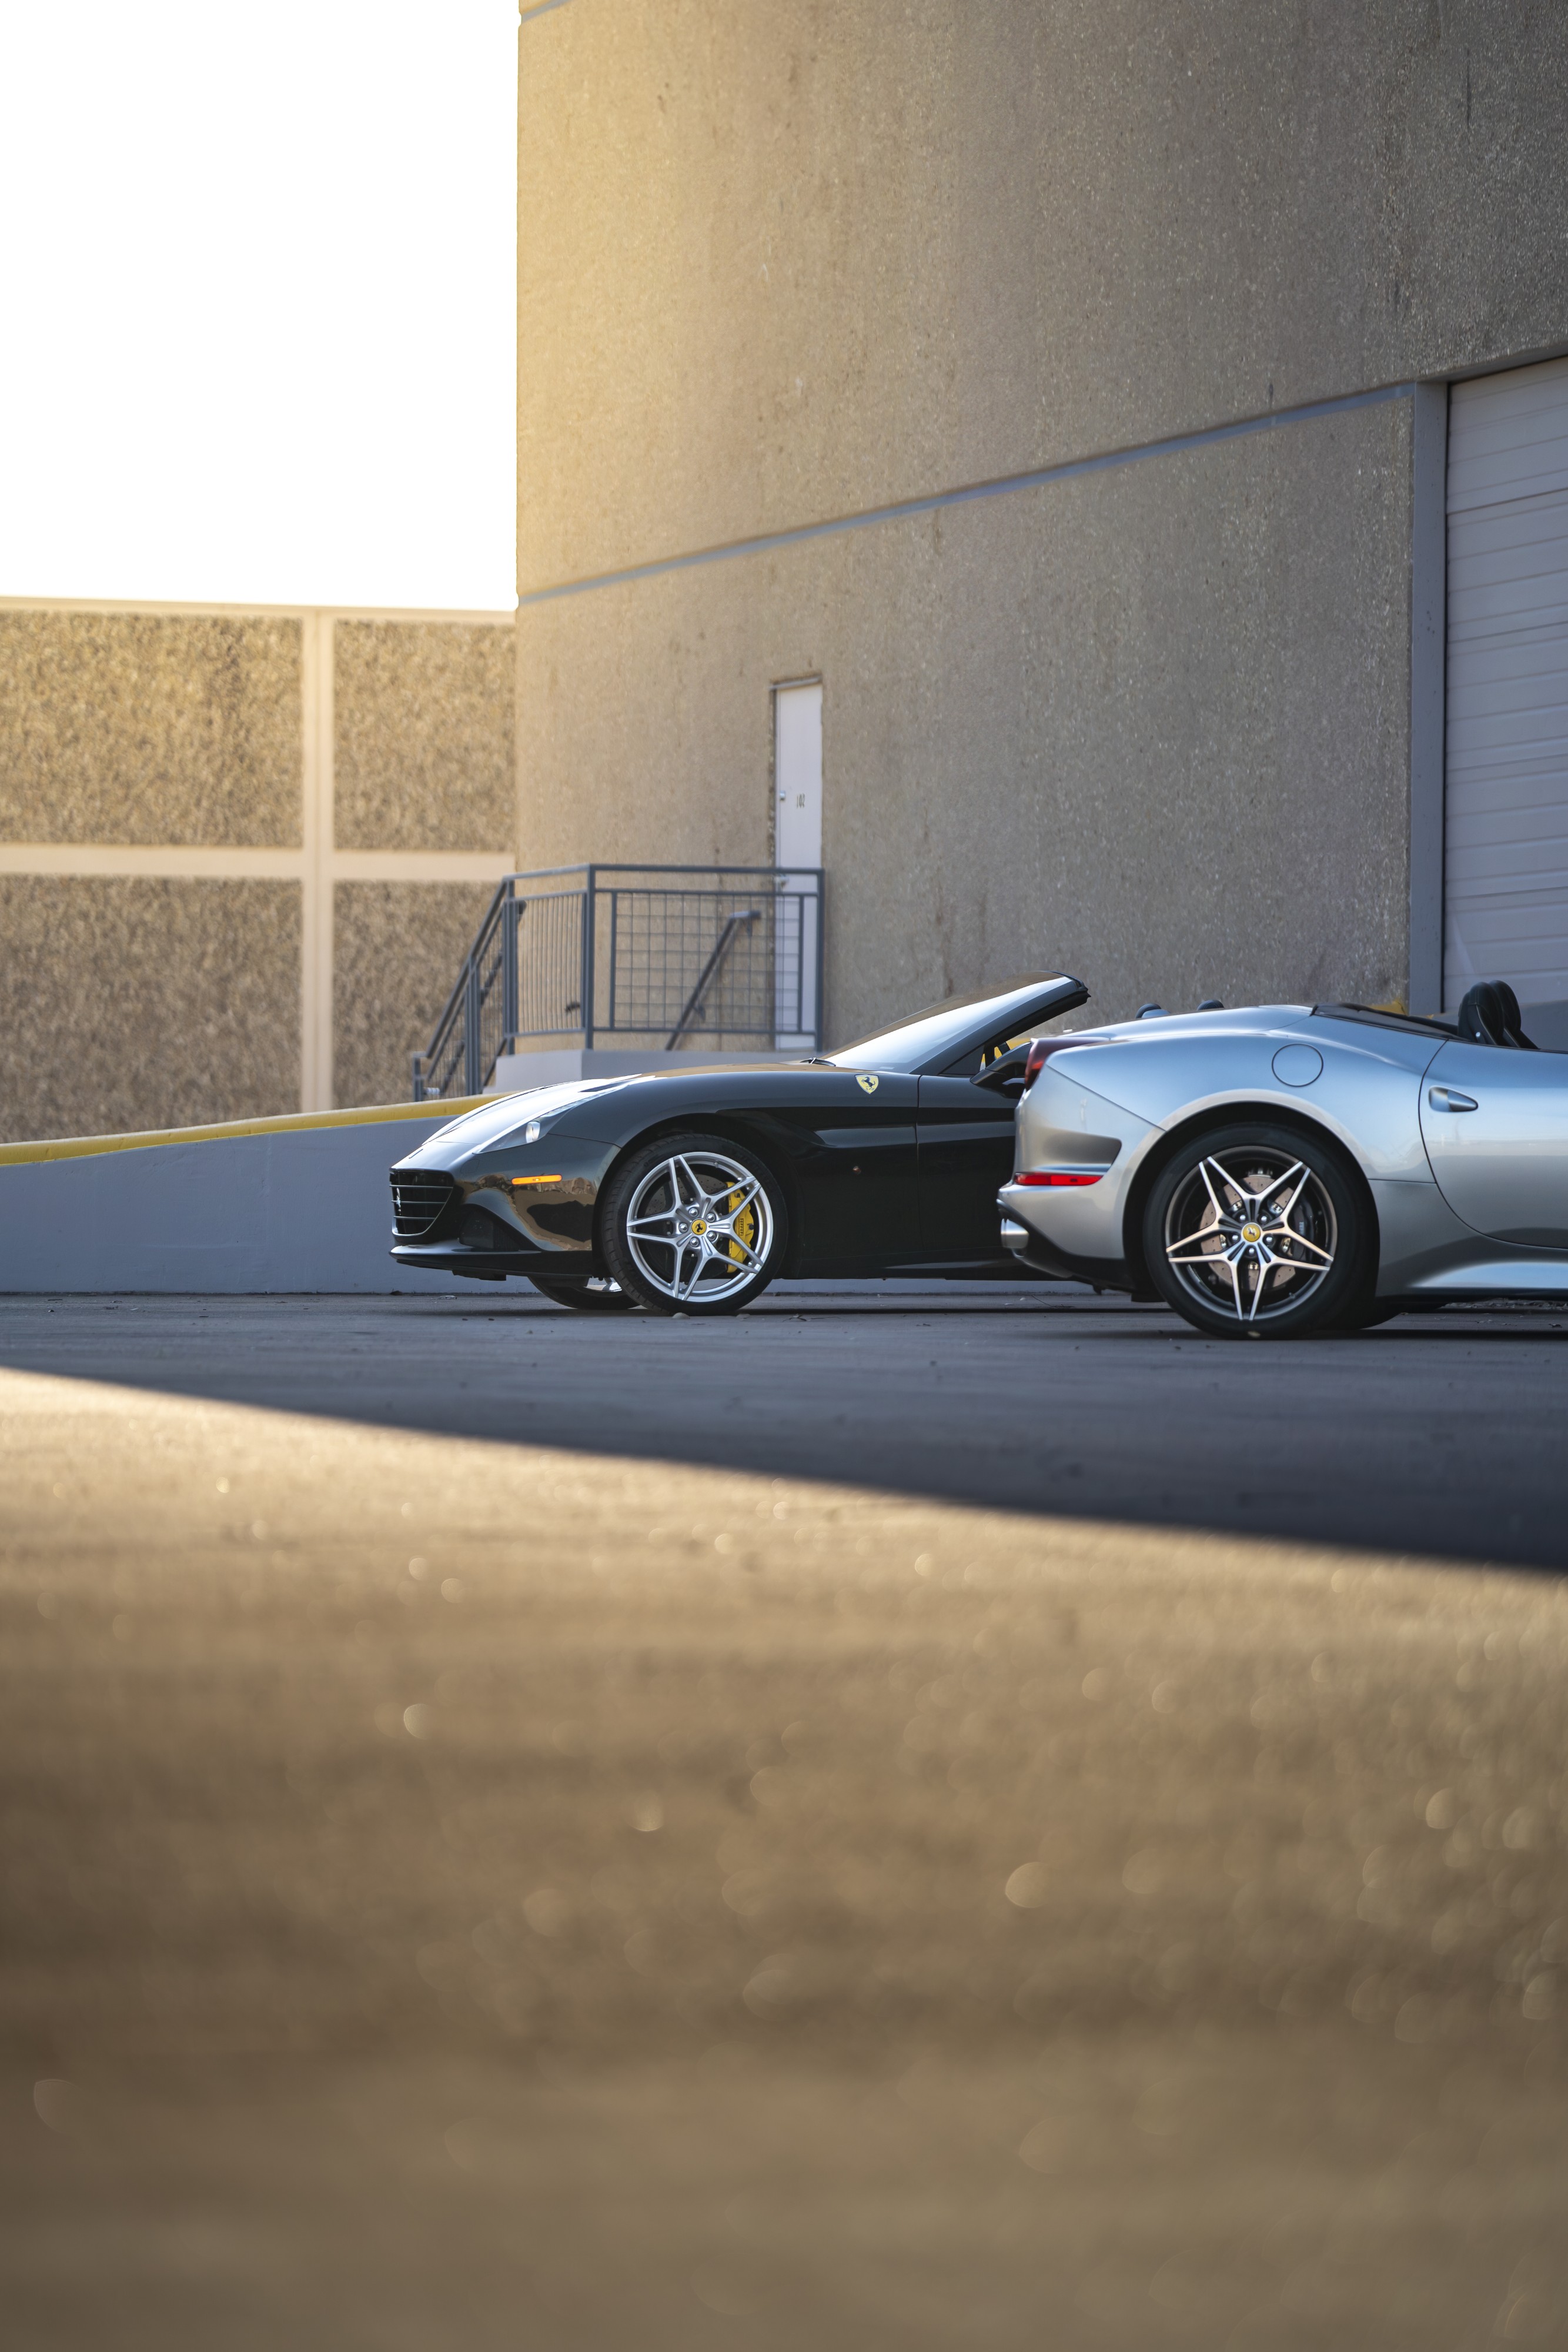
[0,1284,1563,1569]
[1,1288,1566,2348]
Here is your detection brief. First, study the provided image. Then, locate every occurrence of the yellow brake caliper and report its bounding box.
[726,1186,756,1265]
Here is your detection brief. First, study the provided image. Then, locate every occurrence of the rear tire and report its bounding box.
[600,1132,786,1317]
[1142,1122,1373,1340]
[528,1275,634,1312]
[1332,1300,1403,1332]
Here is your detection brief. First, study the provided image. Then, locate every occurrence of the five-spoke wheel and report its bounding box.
[1142,1123,1371,1339]
[600,1132,785,1315]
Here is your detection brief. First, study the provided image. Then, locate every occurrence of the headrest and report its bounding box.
[1456,980,1535,1048]
[1493,981,1538,1050]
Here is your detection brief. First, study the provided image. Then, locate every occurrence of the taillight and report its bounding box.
[1015,1169,1104,1187]
[1023,1036,1088,1088]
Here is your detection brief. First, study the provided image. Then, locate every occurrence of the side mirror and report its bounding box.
[971,1043,1031,1097]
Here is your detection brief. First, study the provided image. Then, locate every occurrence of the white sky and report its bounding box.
[0,1,517,611]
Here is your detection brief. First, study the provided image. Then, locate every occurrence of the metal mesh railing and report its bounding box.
[413,864,823,1100]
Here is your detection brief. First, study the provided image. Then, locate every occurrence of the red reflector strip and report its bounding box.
[1015,1169,1104,1187]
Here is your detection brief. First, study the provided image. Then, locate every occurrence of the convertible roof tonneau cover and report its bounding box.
[1313,1004,1459,1040]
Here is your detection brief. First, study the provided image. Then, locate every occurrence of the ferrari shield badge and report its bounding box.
[855,1074,880,1093]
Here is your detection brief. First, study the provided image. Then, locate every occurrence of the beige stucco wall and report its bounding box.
[519,399,1412,1040]
[517,0,1568,593]
[335,621,515,854]
[0,609,513,1142]
[515,0,1568,1040]
[333,880,500,1112]
[0,877,300,1141]
[0,610,301,846]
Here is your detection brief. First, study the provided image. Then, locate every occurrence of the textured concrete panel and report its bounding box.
[335,881,499,1109]
[518,0,1568,589]
[518,399,1412,1043]
[334,621,515,854]
[0,878,299,1142]
[0,611,301,846]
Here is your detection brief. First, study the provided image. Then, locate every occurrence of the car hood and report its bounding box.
[417,1079,633,1155]
[417,1060,819,1155]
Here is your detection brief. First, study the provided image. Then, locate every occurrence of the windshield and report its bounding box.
[828,976,1079,1073]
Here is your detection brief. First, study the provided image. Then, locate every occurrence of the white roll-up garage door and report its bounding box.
[1445,354,1568,1046]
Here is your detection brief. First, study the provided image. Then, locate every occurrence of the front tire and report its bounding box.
[528,1275,634,1312]
[600,1132,786,1316]
[1142,1122,1372,1340]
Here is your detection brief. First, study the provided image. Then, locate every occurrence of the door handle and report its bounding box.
[1428,1087,1478,1112]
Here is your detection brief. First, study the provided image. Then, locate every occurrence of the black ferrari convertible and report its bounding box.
[388,973,1087,1314]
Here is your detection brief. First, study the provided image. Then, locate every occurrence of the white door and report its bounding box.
[1445,356,1568,1047]
[773,681,822,1048]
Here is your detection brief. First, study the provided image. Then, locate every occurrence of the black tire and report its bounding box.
[528,1274,634,1312]
[600,1131,787,1316]
[1332,1299,1445,1331]
[1141,1122,1373,1341]
[1333,1300,1404,1332]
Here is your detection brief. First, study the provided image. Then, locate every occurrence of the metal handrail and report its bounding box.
[665,908,760,1047]
[412,863,824,1101]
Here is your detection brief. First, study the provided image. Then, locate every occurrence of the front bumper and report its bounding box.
[389,1132,616,1280]
[390,1240,544,1283]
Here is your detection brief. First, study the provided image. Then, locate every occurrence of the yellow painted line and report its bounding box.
[0,1097,493,1169]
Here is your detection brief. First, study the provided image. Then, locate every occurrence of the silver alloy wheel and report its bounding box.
[1162,1148,1338,1327]
[623,1147,774,1305]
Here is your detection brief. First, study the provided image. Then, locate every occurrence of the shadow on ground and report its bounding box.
[1,1287,1564,1571]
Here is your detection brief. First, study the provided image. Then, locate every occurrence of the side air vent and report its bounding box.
[390,1171,457,1238]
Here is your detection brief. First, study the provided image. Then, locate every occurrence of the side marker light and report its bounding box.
[1015,1170,1104,1187]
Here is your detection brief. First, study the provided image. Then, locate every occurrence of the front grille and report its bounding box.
[390,1170,457,1238]
[459,1204,528,1251]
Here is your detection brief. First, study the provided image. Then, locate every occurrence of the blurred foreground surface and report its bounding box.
[1,1345,1565,2347]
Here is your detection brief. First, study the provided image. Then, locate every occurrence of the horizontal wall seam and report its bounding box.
[0,846,516,881]
[330,851,517,883]
[0,598,514,624]
[519,380,1415,607]
[0,1096,490,1168]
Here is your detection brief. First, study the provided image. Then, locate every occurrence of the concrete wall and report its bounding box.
[521,398,1414,1030]
[0,876,302,1140]
[516,0,1568,1040]
[0,1100,484,1294]
[0,609,302,846]
[334,880,501,1111]
[0,605,514,1141]
[334,621,515,854]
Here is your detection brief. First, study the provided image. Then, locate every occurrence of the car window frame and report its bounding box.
[827,978,1086,1077]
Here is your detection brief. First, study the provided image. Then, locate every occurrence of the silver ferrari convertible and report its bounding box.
[999,982,1568,1338]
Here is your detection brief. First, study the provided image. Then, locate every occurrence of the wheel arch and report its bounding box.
[1120,1100,1381,1292]
[593,1112,804,1274]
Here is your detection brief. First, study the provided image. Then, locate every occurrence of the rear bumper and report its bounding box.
[999,1217,1074,1279]
[999,1213,1132,1291]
